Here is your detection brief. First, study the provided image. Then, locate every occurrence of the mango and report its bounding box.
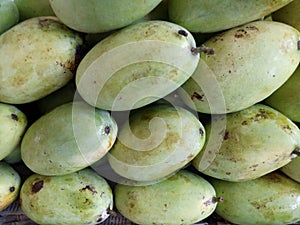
[281,156,300,183]
[168,0,293,33]
[21,101,118,176]
[0,0,19,34]
[265,65,300,122]
[108,104,205,182]
[0,162,21,211]
[4,143,21,164]
[49,0,162,33]
[0,16,83,104]
[20,168,113,225]
[192,104,300,182]
[14,0,55,21]
[178,20,300,114]
[0,103,27,160]
[114,170,219,225]
[210,171,300,225]
[76,20,199,111]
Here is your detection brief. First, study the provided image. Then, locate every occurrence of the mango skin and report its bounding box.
[108,104,206,182]
[281,156,300,183]
[0,16,83,104]
[114,170,217,225]
[20,168,113,225]
[14,0,55,21]
[168,0,293,33]
[49,0,162,33]
[0,162,21,211]
[178,20,300,114]
[76,20,199,111]
[265,65,300,122]
[210,171,300,225]
[192,104,300,182]
[0,0,19,34]
[21,101,118,176]
[0,103,27,160]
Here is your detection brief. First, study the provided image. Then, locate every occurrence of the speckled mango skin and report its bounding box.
[210,171,300,225]
[49,0,162,33]
[192,104,300,182]
[21,101,118,176]
[265,65,300,122]
[108,104,206,182]
[168,0,293,33]
[0,162,21,211]
[178,20,300,114]
[114,170,217,225]
[0,16,83,104]
[0,103,27,160]
[76,20,199,111]
[281,156,300,183]
[20,168,113,225]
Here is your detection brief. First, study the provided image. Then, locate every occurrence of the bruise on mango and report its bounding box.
[31,180,44,193]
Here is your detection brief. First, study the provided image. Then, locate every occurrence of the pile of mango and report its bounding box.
[1,0,300,224]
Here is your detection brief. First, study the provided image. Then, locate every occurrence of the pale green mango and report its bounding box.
[210,171,300,225]
[0,16,83,104]
[0,103,27,160]
[4,143,21,164]
[265,64,300,122]
[49,0,162,33]
[192,104,300,182]
[20,168,113,225]
[178,20,300,114]
[272,0,300,31]
[76,20,199,111]
[281,156,300,183]
[0,0,19,34]
[14,0,55,21]
[168,0,293,33]
[114,170,219,225]
[0,162,21,211]
[21,101,118,176]
[108,104,205,182]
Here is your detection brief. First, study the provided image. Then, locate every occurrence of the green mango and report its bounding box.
[272,0,300,31]
[14,0,55,21]
[265,65,300,122]
[76,20,199,111]
[192,104,300,182]
[0,162,21,211]
[281,156,300,183]
[168,0,293,33]
[210,171,300,225]
[0,103,27,160]
[108,104,206,182]
[0,0,19,34]
[114,170,219,225]
[21,101,118,176]
[178,20,300,114]
[4,143,21,164]
[0,16,83,104]
[49,0,162,33]
[20,168,113,225]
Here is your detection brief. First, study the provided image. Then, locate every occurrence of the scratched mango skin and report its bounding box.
[76,20,199,111]
[0,162,21,211]
[21,101,118,176]
[192,104,300,182]
[20,168,113,225]
[114,170,218,225]
[210,171,300,225]
[0,16,83,104]
[49,0,162,33]
[168,0,293,33]
[178,20,300,114]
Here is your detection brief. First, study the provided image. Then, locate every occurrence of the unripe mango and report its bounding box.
[178,20,300,114]
[0,0,19,34]
[281,156,300,183]
[76,20,199,111]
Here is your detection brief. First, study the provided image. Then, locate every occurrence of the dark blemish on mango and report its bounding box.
[199,128,204,136]
[191,92,204,101]
[246,25,259,31]
[104,126,110,135]
[241,120,248,125]
[178,29,188,37]
[226,172,231,175]
[298,40,300,50]
[9,186,15,192]
[191,45,215,55]
[223,131,230,140]
[11,114,18,121]
[80,185,97,195]
[32,180,44,193]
